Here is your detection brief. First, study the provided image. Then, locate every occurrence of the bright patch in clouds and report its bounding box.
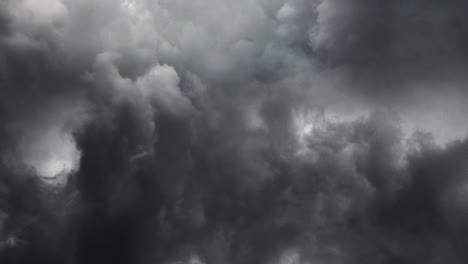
[9,101,87,183]
[19,126,80,180]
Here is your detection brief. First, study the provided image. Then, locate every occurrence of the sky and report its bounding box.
[1,0,468,263]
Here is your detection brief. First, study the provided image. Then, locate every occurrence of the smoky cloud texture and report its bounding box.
[1,0,468,263]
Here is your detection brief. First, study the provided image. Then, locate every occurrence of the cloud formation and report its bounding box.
[1,0,468,263]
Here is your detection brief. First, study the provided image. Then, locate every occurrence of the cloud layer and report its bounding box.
[1,0,468,263]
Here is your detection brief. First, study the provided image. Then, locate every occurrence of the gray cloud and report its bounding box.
[1,0,468,263]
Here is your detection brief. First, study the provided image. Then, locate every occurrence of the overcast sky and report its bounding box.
[1,0,468,263]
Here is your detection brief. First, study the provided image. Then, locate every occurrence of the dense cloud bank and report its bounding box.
[1,0,468,263]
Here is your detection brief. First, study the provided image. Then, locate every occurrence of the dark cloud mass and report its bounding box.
[1,0,468,263]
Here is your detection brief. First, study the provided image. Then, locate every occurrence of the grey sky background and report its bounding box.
[1,0,468,263]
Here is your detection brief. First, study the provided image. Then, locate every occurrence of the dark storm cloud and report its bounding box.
[309,0,468,99]
[1,0,468,264]
[311,0,468,66]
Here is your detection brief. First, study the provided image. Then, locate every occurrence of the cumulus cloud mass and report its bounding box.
[1,0,468,263]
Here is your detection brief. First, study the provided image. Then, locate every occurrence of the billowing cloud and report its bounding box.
[1,0,468,263]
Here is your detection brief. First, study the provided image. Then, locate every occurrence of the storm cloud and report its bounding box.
[1,0,468,263]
